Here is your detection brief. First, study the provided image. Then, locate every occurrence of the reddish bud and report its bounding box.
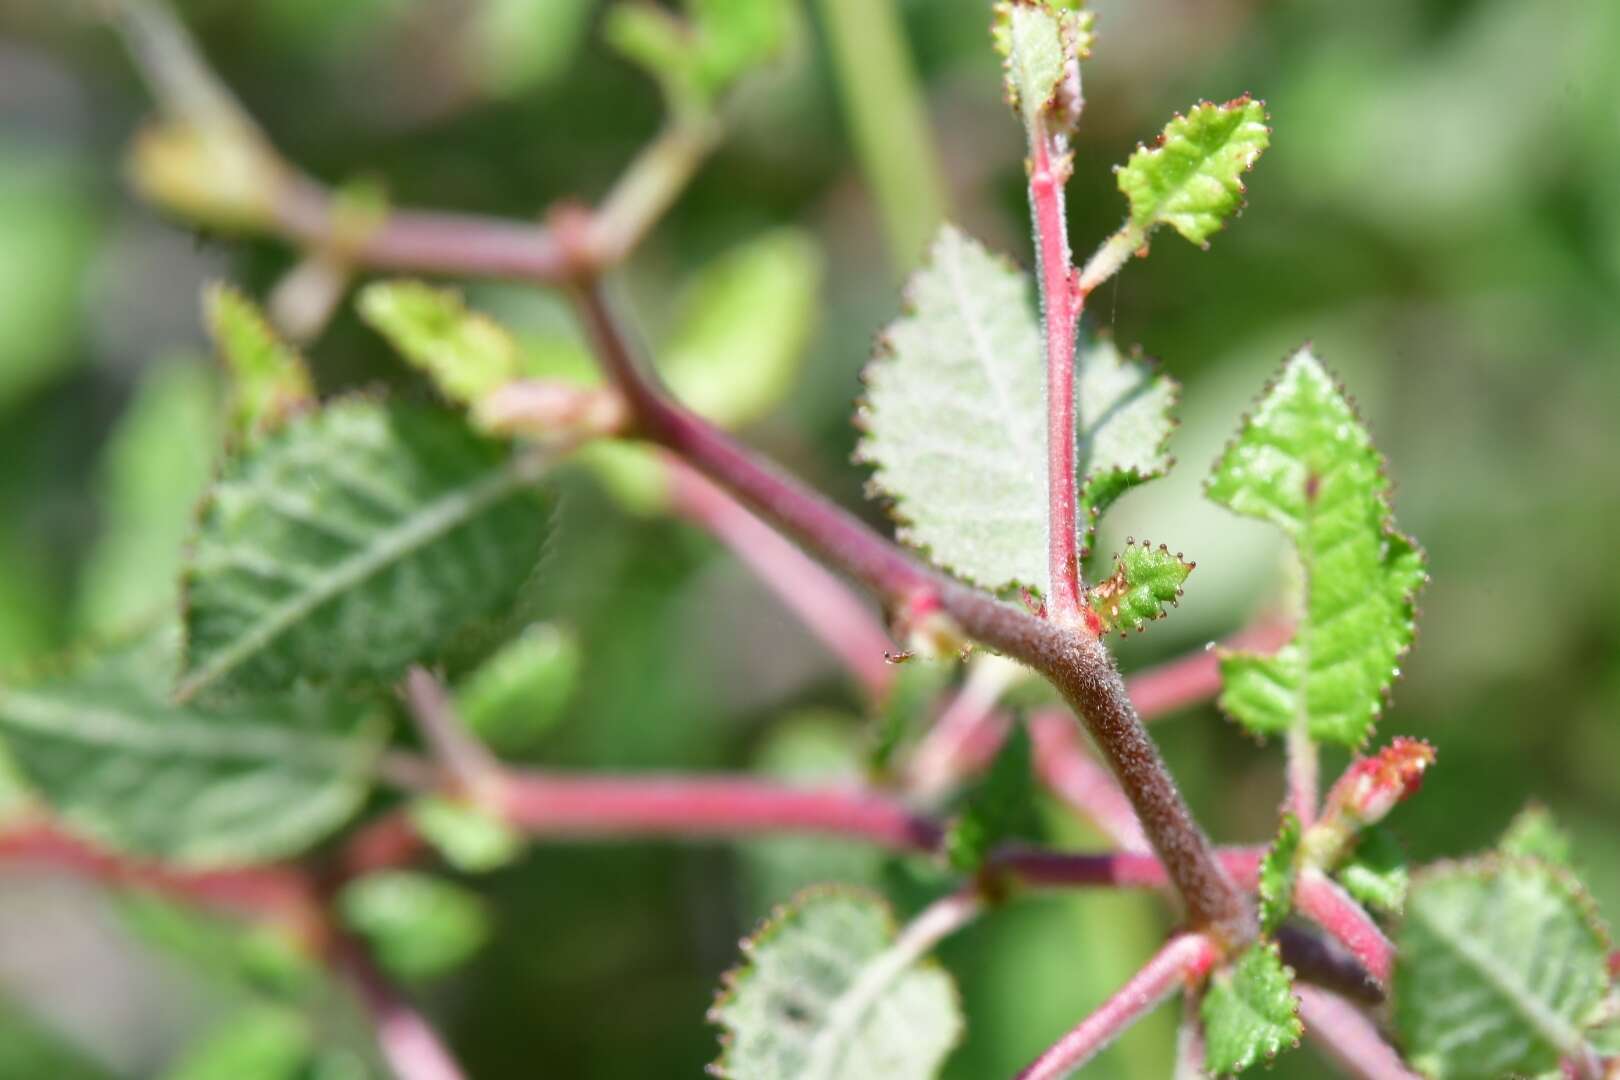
[1323,737,1435,828]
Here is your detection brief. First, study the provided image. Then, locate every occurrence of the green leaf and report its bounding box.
[1337,826,1409,915]
[0,627,386,865]
[687,0,791,97]
[660,228,822,428]
[710,887,962,1079]
[163,1007,312,1080]
[1208,348,1426,747]
[357,281,520,410]
[605,0,789,111]
[204,284,314,443]
[1075,340,1178,553]
[409,795,523,874]
[1395,859,1611,1080]
[338,871,491,984]
[1500,804,1574,867]
[75,359,220,639]
[462,0,595,99]
[1259,814,1302,935]
[944,722,1043,872]
[1202,943,1302,1075]
[179,399,550,701]
[452,623,579,753]
[858,225,1046,593]
[1086,540,1193,635]
[1118,97,1270,249]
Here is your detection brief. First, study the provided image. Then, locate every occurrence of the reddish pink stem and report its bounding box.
[337,936,468,1080]
[1029,134,1084,626]
[664,455,895,698]
[1125,619,1294,721]
[1296,984,1421,1080]
[996,844,1262,891]
[1030,709,1150,851]
[1295,869,1393,987]
[1016,932,1220,1080]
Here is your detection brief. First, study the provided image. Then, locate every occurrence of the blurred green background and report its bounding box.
[0,0,1617,1076]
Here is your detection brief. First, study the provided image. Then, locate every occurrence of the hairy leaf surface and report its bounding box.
[1259,814,1301,934]
[1075,340,1177,549]
[1202,943,1301,1075]
[180,400,549,700]
[710,887,961,1079]
[1118,97,1270,248]
[1208,348,1425,746]
[1086,541,1192,635]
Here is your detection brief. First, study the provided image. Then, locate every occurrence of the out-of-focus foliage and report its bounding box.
[0,0,1616,1075]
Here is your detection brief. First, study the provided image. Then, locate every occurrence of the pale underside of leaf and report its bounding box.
[180,400,550,701]
[710,887,961,1080]
[1209,348,1425,747]
[1076,339,1178,554]
[0,628,385,865]
[1395,859,1612,1080]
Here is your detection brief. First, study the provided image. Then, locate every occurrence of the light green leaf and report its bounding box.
[76,359,219,639]
[463,0,594,99]
[204,284,314,443]
[338,871,491,984]
[1086,540,1193,635]
[179,400,550,701]
[1118,97,1270,248]
[1395,859,1611,1080]
[944,722,1044,872]
[0,627,387,865]
[1202,943,1302,1075]
[409,796,523,874]
[1075,340,1178,553]
[1500,804,1573,867]
[661,228,822,428]
[357,281,520,410]
[452,622,579,753]
[1208,348,1426,746]
[1259,814,1301,935]
[688,0,792,97]
[606,0,789,111]
[710,887,962,1079]
[1338,826,1409,915]
[163,1007,312,1080]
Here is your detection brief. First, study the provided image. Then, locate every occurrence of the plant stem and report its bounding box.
[1287,721,1319,826]
[587,118,721,266]
[1295,984,1422,1080]
[336,935,468,1080]
[1029,709,1150,851]
[1078,223,1146,295]
[1174,988,1208,1080]
[1295,869,1393,987]
[1028,131,1085,626]
[664,455,896,699]
[1125,619,1294,721]
[571,281,1253,946]
[814,0,949,272]
[905,655,1024,796]
[994,845,1262,892]
[402,666,501,797]
[1015,932,1219,1080]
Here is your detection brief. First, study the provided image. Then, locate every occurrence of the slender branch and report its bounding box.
[905,655,1025,797]
[335,935,468,1080]
[1015,932,1219,1080]
[1077,223,1147,296]
[1287,721,1319,826]
[1296,984,1421,1080]
[402,666,502,797]
[1175,987,1209,1080]
[664,455,896,699]
[1030,709,1150,851]
[1124,618,1293,721]
[1028,131,1085,626]
[571,280,1253,946]
[1295,869,1393,987]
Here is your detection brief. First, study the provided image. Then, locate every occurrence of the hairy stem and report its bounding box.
[1174,988,1208,1080]
[1030,709,1150,851]
[1078,223,1146,295]
[1295,984,1421,1080]
[1015,933,1219,1080]
[571,281,1253,945]
[1295,869,1394,987]
[1028,131,1085,625]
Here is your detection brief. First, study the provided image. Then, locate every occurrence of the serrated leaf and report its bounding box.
[1086,540,1193,635]
[179,399,550,701]
[1209,348,1426,747]
[1395,859,1611,1080]
[409,795,523,874]
[710,887,962,1079]
[338,871,491,984]
[1259,814,1301,935]
[0,627,386,865]
[1500,804,1573,867]
[357,281,519,411]
[204,284,314,443]
[452,622,579,753]
[1075,340,1178,551]
[1119,97,1270,248]
[944,722,1043,872]
[163,1006,312,1080]
[993,2,1093,131]
[860,226,1178,596]
[660,228,821,428]
[1337,826,1408,915]
[1202,943,1302,1075]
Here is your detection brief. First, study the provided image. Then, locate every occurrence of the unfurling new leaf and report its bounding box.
[710,887,961,1079]
[993,1,1093,133]
[1201,943,1302,1075]
[179,399,550,701]
[1086,541,1192,635]
[1208,348,1426,747]
[1118,97,1270,249]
